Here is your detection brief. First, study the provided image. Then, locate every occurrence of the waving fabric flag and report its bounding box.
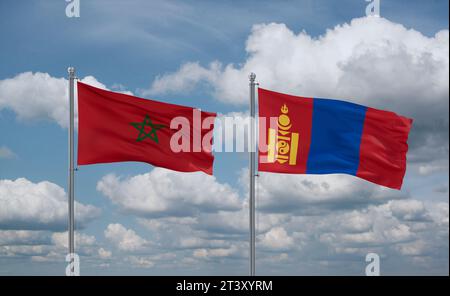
[77,82,216,175]
[258,88,413,190]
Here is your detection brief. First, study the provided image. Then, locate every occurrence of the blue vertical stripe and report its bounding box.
[306,98,367,176]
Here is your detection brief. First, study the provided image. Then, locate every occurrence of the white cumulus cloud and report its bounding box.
[260,226,294,250]
[0,72,130,129]
[97,168,241,218]
[98,247,112,259]
[104,223,149,252]
[146,17,448,111]
[248,171,407,214]
[0,178,100,230]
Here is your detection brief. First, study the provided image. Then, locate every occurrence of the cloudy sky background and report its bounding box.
[0,0,448,275]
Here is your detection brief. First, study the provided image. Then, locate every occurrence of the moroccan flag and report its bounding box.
[77,82,216,174]
[258,88,413,190]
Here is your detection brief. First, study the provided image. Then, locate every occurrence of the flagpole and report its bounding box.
[68,67,75,276]
[249,73,256,276]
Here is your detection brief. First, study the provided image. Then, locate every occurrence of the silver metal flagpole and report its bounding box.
[68,67,75,276]
[249,73,256,276]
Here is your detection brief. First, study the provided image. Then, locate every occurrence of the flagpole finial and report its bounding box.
[68,67,75,75]
[249,72,256,82]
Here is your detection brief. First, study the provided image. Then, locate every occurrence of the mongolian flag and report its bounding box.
[258,88,413,190]
[77,82,216,175]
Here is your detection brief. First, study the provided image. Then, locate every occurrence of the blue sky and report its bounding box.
[0,0,448,275]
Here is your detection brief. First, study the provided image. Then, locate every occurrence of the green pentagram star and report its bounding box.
[130,115,166,144]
